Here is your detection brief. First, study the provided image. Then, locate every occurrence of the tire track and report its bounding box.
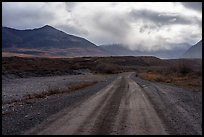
[73,77,122,134]
[90,77,127,134]
[112,74,167,135]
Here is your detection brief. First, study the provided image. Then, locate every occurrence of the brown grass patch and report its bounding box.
[25,81,98,100]
[139,71,202,92]
[68,82,98,91]
[139,72,166,82]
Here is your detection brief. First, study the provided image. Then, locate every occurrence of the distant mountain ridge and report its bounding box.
[100,44,187,59]
[2,25,201,59]
[99,44,140,56]
[2,25,109,57]
[181,40,202,59]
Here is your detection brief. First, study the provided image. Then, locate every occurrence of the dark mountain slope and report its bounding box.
[182,40,202,59]
[2,25,109,57]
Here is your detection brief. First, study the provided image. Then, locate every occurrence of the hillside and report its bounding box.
[2,25,109,57]
[182,40,202,59]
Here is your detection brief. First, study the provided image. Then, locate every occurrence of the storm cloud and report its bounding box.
[2,2,202,52]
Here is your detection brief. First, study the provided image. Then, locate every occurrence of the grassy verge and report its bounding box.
[139,71,202,92]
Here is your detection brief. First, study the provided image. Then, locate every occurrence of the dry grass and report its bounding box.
[26,81,97,100]
[68,82,98,91]
[139,72,166,82]
[138,60,202,92]
[174,76,202,92]
[139,71,202,92]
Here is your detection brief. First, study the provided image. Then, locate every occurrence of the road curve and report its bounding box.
[25,72,167,135]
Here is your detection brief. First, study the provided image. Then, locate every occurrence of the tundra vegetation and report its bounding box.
[2,56,202,92]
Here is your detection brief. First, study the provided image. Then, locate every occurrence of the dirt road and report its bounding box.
[24,72,201,135]
[3,72,201,135]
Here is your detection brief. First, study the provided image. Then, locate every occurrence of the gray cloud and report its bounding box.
[92,12,131,42]
[130,9,196,27]
[139,24,159,34]
[127,9,202,46]
[2,2,202,52]
[2,2,56,29]
[56,24,89,36]
[181,2,202,12]
[65,2,77,12]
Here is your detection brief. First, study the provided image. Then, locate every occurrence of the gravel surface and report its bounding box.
[2,73,113,104]
[133,76,202,135]
[2,74,117,135]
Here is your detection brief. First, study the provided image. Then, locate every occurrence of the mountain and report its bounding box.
[2,25,109,57]
[99,44,141,56]
[181,40,202,59]
[99,44,186,59]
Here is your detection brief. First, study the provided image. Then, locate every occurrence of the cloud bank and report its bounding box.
[2,2,202,52]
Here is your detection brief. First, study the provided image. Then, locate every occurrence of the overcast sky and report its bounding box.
[2,2,202,52]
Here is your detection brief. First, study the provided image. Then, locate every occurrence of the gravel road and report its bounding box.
[2,72,202,135]
[2,74,117,135]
